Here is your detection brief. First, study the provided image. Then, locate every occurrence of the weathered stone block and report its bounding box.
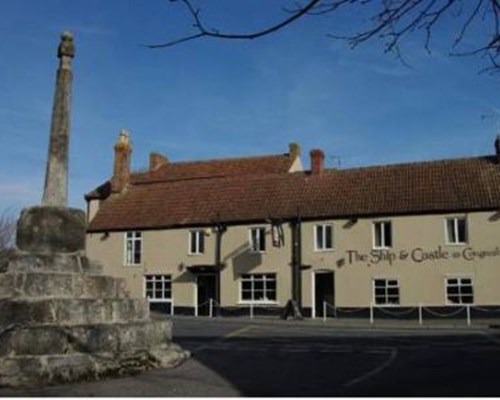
[0,273,15,299]
[16,206,86,254]
[0,299,57,326]
[22,273,73,298]
[81,258,103,274]
[45,354,97,383]
[111,299,149,323]
[84,299,106,324]
[6,252,81,273]
[84,275,118,298]
[0,327,68,356]
[54,299,86,324]
[68,324,119,354]
[0,356,43,387]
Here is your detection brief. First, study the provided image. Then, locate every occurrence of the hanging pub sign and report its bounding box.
[271,223,285,248]
[345,246,500,266]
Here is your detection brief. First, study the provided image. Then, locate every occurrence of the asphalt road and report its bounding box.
[2,316,500,396]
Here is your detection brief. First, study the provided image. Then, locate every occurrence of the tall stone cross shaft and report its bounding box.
[41,31,75,207]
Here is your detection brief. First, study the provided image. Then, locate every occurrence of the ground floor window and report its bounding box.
[144,274,172,302]
[240,273,277,303]
[373,278,400,305]
[446,277,473,304]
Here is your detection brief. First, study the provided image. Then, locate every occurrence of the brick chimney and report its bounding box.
[111,129,132,193]
[310,149,324,175]
[149,152,168,171]
[495,135,500,163]
[289,142,301,160]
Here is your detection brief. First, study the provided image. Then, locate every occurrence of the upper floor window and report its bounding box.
[446,217,467,245]
[314,224,333,251]
[373,221,392,249]
[250,227,266,253]
[373,278,400,305]
[189,230,205,255]
[125,231,142,265]
[446,277,473,304]
[144,274,172,302]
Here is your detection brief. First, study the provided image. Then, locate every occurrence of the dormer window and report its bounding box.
[373,221,392,249]
[250,227,266,253]
[314,224,333,251]
[446,217,467,245]
[189,230,205,255]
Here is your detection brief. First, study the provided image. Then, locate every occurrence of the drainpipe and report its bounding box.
[214,220,227,308]
[289,208,303,317]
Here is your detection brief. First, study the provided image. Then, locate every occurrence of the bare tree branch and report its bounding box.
[147,0,322,49]
[148,0,500,72]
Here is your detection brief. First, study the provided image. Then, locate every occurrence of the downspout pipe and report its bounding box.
[290,210,303,310]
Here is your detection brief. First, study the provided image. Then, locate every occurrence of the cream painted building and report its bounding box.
[86,132,500,317]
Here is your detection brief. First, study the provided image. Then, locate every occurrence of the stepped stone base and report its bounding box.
[0,244,190,388]
[0,344,187,388]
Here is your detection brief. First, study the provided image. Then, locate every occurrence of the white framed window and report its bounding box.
[373,278,400,305]
[240,273,277,303]
[189,230,205,255]
[445,217,467,245]
[144,274,172,302]
[373,221,392,249]
[249,227,266,253]
[314,224,333,251]
[445,277,473,304]
[124,231,142,265]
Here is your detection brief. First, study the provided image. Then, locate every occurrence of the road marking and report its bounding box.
[343,347,398,388]
[223,325,254,339]
[192,325,255,353]
[481,331,500,348]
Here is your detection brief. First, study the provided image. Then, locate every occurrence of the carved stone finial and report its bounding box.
[58,30,75,59]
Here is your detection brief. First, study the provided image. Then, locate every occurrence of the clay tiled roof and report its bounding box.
[85,153,296,200]
[87,155,500,232]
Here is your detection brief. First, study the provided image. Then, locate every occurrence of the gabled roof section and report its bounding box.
[87,155,500,232]
[132,153,299,184]
[85,151,300,200]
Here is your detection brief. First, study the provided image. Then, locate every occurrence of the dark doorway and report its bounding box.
[315,271,335,318]
[197,273,218,316]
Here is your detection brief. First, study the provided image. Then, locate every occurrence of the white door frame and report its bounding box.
[312,270,334,319]
[194,273,218,317]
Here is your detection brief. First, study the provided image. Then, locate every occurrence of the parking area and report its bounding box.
[2,316,500,396]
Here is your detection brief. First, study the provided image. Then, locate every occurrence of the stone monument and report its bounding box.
[0,32,188,388]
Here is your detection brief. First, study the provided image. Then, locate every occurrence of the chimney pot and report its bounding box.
[111,129,132,193]
[310,149,325,175]
[289,142,301,160]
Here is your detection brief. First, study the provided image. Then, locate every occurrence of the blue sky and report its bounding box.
[1,0,499,213]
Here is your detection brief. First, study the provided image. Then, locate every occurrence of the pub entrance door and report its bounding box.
[314,271,335,318]
[196,273,218,316]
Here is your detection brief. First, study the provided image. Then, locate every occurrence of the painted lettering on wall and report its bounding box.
[346,246,500,265]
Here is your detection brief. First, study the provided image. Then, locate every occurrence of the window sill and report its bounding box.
[187,253,204,256]
[238,301,278,306]
[444,242,468,247]
[314,248,335,253]
[147,299,173,303]
[124,264,142,267]
[372,247,392,251]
